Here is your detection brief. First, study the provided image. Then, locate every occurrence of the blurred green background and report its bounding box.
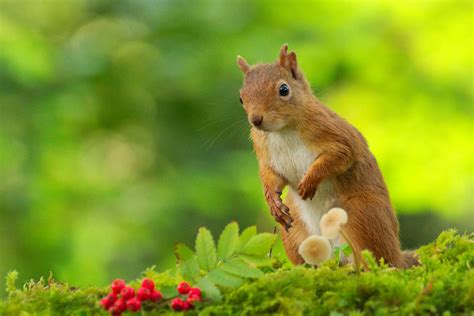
[0,0,472,294]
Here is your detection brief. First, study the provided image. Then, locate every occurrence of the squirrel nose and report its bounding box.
[251,115,263,127]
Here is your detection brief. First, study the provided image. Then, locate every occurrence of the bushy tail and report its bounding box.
[402,250,420,268]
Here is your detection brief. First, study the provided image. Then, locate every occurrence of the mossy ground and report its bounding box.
[1,230,472,315]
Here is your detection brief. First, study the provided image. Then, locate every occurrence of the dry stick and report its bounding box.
[340,228,361,274]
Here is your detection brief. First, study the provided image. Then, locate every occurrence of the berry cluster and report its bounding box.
[170,282,202,311]
[100,278,162,315]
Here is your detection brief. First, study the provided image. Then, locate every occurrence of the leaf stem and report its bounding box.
[269,226,277,258]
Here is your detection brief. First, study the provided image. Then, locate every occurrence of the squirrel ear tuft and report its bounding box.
[278,44,299,80]
[237,55,250,73]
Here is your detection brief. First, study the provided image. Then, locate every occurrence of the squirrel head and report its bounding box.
[237,44,312,132]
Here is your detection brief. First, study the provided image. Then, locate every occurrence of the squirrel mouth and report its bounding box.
[252,125,269,132]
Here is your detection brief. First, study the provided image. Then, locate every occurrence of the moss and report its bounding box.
[1,230,472,315]
[202,230,473,315]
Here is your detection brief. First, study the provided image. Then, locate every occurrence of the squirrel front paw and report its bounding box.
[264,186,293,231]
[297,176,319,200]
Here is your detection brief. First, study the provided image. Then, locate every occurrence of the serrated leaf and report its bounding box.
[195,227,217,272]
[175,243,194,262]
[240,233,277,256]
[220,258,263,278]
[217,222,239,261]
[207,268,244,288]
[238,226,257,250]
[179,256,200,282]
[196,277,221,301]
[239,254,273,267]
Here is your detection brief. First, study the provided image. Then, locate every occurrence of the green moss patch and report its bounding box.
[1,230,472,315]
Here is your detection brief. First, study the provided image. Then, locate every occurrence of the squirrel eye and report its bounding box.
[279,84,290,97]
[239,96,243,104]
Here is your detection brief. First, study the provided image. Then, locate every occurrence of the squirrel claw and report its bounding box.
[270,204,293,230]
[265,186,293,229]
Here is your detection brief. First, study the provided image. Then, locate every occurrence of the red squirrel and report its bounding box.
[237,44,417,268]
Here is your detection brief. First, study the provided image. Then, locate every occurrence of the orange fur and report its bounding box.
[237,44,415,268]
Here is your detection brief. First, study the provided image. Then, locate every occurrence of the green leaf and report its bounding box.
[238,226,257,250]
[217,222,239,261]
[175,243,194,262]
[220,258,263,278]
[179,256,200,282]
[239,254,273,267]
[207,268,244,288]
[341,243,353,257]
[240,233,277,256]
[195,227,217,272]
[196,277,221,301]
[160,285,179,299]
[334,247,341,259]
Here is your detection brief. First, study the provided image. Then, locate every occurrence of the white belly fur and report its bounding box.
[266,130,336,236]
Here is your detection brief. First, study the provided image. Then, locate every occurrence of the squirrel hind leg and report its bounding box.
[280,196,310,265]
[340,194,406,268]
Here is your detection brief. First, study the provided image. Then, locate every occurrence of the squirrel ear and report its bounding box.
[279,43,289,66]
[237,55,250,73]
[287,51,299,80]
[278,43,299,80]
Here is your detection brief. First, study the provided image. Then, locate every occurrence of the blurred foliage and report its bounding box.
[0,0,472,294]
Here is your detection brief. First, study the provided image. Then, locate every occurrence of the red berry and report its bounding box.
[188,287,201,297]
[136,287,151,301]
[150,290,163,302]
[120,286,135,300]
[99,298,109,310]
[99,293,117,310]
[141,278,155,291]
[170,298,185,311]
[187,293,202,303]
[126,297,141,312]
[109,305,123,316]
[111,279,126,294]
[112,298,127,313]
[183,300,194,310]
[177,281,191,294]
[108,306,120,316]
